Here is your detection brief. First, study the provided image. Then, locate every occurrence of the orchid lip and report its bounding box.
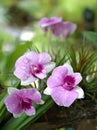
[63,75,75,90]
[21,98,32,110]
[30,64,43,76]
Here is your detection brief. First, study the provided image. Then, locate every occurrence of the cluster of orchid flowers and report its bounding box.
[4,17,84,118]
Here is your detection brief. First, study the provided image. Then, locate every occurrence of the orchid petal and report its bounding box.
[13,113,22,118]
[73,86,84,99]
[26,51,39,64]
[63,63,74,74]
[44,62,55,73]
[5,94,22,114]
[39,52,51,64]
[71,73,82,86]
[39,17,62,27]
[8,87,18,95]
[25,106,36,116]
[51,87,78,107]
[21,76,36,86]
[35,73,46,79]
[44,87,52,95]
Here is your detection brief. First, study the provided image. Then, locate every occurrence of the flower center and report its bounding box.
[63,75,75,90]
[22,98,32,110]
[30,64,43,76]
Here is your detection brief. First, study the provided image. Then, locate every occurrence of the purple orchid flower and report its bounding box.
[14,51,55,86]
[39,17,62,31]
[44,63,84,107]
[5,87,44,117]
[51,21,77,39]
[39,17,77,39]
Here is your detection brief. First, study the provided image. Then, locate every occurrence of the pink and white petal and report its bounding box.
[26,51,39,64]
[52,66,68,76]
[63,90,78,107]
[51,66,68,83]
[47,66,68,88]
[47,75,64,88]
[51,22,63,36]
[39,17,62,27]
[8,87,18,95]
[65,22,77,34]
[15,55,29,67]
[71,73,82,86]
[29,89,43,104]
[44,62,55,73]
[5,94,22,114]
[44,87,52,95]
[35,72,46,79]
[20,88,43,104]
[73,86,84,99]
[14,67,30,81]
[38,18,49,27]
[21,76,36,86]
[51,87,65,106]
[62,22,77,36]
[25,106,36,116]
[39,52,51,64]
[51,87,78,107]
[13,113,22,118]
[63,63,74,74]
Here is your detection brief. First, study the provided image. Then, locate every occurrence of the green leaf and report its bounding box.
[0,92,8,122]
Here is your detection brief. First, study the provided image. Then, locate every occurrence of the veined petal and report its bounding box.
[73,86,84,99]
[25,106,36,116]
[47,76,63,88]
[4,94,22,114]
[47,66,68,88]
[63,63,74,74]
[44,62,55,73]
[44,87,52,95]
[20,88,43,104]
[21,76,36,86]
[62,90,78,107]
[26,51,39,64]
[8,87,18,95]
[51,87,65,106]
[39,52,51,64]
[35,72,46,79]
[15,55,29,67]
[71,73,82,86]
[52,66,68,78]
[51,87,78,107]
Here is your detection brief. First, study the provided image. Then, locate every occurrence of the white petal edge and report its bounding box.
[63,62,73,74]
[44,62,56,73]
[21,76,36,86]
[73,86,84,99]
[8,87,18,95]
[13,113,22,118]
[35,73,46,79]
[44,87,52,95]
[39,100,45,104]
